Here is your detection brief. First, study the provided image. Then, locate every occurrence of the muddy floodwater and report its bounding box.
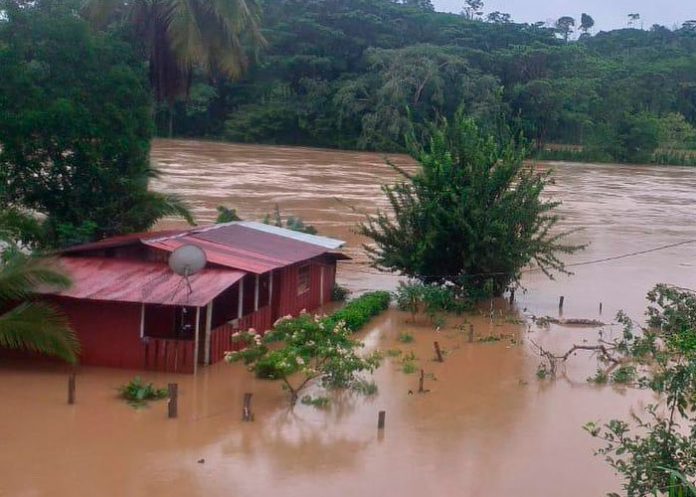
[3,140,696,497]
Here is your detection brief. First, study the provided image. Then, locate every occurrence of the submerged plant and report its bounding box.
[118,377,168,407]
[398,332,414,343]
[227,314,381,405]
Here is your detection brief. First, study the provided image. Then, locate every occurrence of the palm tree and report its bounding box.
[83,0,265,135]
[0,252,80,364]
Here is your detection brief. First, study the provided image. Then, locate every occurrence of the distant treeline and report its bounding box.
[163,0,696,164]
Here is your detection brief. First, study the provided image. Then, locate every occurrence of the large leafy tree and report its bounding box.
[0,252,80,364]
[83,0,265,135]
[360,113,582,298]
[0,0,192,247]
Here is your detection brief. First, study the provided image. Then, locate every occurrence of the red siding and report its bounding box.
[55,298,144,370]
[275,258,336,318]
[143,337,195,373]
[209,305,273,364]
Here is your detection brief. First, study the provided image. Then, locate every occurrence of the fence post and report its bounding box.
[418,369,425,393]
[168,383,178,419]
[434,341,444,362]
[378,411,386,430]
[559,296,565,310]
[67,373,76,405]
[243,393,253,422]
[468,324,474,343]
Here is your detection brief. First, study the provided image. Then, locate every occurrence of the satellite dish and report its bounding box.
[168,244,207,277]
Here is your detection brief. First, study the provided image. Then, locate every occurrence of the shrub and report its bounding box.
[227,315,381,404]
[118,377,168,407]
[324,291,392,333]
[398,332,414,343]
[331,284,351,302]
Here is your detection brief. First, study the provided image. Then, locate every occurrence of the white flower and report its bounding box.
[248,328,257,335]
[296,357,305,365]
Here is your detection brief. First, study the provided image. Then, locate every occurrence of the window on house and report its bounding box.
[298,265,311,295]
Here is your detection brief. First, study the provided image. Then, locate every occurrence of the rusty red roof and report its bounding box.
[46,257,244,307]
[144,224,333,274]
[60,223,349,274]
[59,229,186,254]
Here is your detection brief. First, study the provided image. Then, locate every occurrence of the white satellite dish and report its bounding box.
[168,244,207,277]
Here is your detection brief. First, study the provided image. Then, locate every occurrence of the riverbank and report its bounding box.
[535,145,696,167]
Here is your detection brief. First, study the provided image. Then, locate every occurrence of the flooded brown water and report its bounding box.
[2,140,696,497]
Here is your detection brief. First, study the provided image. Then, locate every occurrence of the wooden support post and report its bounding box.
[237,280,244,320]
[193,307,201,375]
[434,341,444,362]
[204,301,213,365]
[509,289,515,306]
[599,302,603,314]
[242,393,253,422]
[268,271,274,309]
[378,410,386,430]
[168,383,178,418]
[67,373,76,405]
[418,369,425,393]
[468,324,474,343]
[559,296,565,309]
[254,275,260,312]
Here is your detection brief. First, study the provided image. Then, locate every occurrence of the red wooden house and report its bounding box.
[37,222,348,374]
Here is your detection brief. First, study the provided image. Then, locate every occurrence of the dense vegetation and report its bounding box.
[165,0,696,164]
[361,114,582,298]
[0,0,192,248]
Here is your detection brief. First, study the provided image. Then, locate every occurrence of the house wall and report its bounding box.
[54,297,145,370]
[275,258,337,318]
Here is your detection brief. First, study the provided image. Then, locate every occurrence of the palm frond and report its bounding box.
[0,302,80,364]
[0,255,71,302]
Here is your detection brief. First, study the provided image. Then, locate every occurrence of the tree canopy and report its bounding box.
[360,113,582,298]
[161,0,696,165]
[0,0,192,248]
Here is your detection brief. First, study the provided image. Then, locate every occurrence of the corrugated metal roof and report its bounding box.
[234,221,345,249]
[46,257,245,307]
[59,230,186,254]
[145,224,335,274]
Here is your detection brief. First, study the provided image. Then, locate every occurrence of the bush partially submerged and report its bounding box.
[395,281,470,324]
[227,314,381,404]
[324,291,391,333]
[119,377,168,407]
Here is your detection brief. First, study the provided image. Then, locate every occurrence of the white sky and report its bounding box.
[432,0,695,32]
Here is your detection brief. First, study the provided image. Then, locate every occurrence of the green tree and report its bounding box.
[360,113,582,298]
[0,253,80,364]
[461,0,484,20]
[580,13,595,34]
[555,16,575,42]
[84,0,265,136]
[0,1,192,247]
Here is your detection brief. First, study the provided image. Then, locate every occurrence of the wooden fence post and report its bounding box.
[599,302,603,314]
[434,341,444,362]
[67,373,76,405]
[509,289,515,305]
[559,296,565,310]
[167,383,178,419]
[468,324,474,343]
[418,369,425,393]
[378,411,386,430]
[243,393,253,422]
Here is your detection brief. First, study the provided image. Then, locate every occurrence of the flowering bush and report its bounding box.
[226,313,381,404]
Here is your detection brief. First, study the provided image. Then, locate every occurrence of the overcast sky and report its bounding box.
[432,0,694,32]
